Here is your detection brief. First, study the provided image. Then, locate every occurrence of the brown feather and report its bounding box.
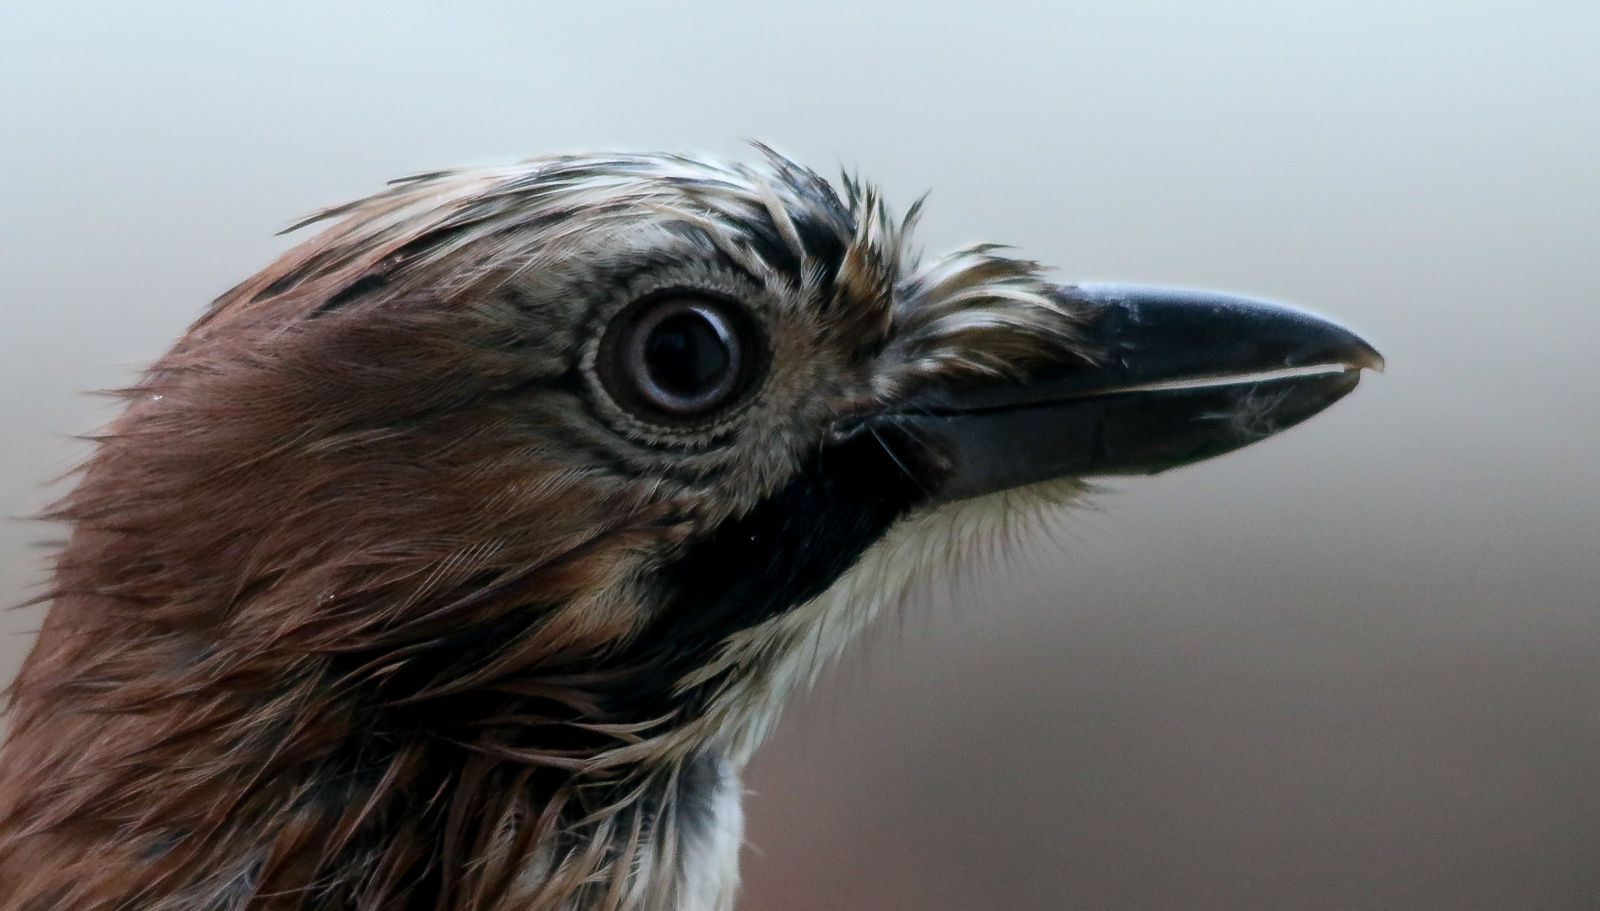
[0,151,1085,911]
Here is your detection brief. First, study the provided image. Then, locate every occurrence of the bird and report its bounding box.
[0,148,1381,911]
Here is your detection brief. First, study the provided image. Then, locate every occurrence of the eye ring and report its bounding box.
[597,293,762,423]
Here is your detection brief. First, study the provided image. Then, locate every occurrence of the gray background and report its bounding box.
[2,1,1597,908]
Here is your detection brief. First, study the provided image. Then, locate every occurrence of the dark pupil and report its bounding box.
[644,311,729,398]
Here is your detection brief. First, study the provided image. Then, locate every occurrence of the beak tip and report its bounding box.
[1358,345,1387,374]
[1326,338,1384,375]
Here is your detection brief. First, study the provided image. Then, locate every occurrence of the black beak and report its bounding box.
[864,284,1384,505]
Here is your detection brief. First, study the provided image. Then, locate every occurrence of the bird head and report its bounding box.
[0,149,1380,910]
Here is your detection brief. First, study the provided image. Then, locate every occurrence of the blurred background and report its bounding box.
[2,1,1597,907]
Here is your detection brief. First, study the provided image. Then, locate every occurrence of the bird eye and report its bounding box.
[598,295,760,422]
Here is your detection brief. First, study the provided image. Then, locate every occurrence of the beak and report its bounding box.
[863,284,1384,505]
